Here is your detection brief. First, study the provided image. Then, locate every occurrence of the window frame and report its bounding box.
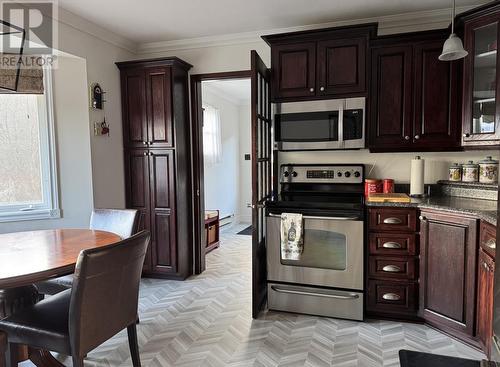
[0,68,60,222]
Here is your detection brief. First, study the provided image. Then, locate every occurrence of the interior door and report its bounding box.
[251,50,273,318]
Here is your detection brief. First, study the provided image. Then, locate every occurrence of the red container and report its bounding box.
[383,179,395,193]
[365,179,382,196]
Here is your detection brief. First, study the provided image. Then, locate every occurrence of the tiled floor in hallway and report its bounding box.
[57,224,484,366]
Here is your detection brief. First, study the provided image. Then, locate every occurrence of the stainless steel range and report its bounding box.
[266,164,365,321]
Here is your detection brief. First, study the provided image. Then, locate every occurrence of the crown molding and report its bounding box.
[56,7,138,53]
[137,4,480,55]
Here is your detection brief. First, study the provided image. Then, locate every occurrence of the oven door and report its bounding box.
[266,213,364,290]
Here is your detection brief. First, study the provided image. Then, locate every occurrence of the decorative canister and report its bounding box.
[449,163,462,181]
[365,179,383,196]
[462,161,479,182]
[479,156,499,184]
[383,179,394,193]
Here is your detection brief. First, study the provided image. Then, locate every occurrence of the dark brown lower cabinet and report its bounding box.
[477,248,495,358]
[419,210,478,345]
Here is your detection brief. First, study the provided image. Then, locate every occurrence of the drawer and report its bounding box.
[368,256,418,280]
[366,279,418,316]
[368,208,417,232]
[268,283,364,321]
[369,232,418,256]
[480,221,496,258]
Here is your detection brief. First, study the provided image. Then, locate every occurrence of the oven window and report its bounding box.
[343,109,363,141]
[276,111,339,142]
[281,228,346,270]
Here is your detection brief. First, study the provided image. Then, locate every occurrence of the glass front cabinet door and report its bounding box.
[463,10,500,147]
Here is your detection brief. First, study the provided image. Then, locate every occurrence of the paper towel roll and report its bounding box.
[410,156,425,197]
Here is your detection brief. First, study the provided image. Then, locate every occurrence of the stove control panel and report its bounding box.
[281,164,364,184]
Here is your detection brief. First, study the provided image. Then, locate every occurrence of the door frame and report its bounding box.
[190,70,252,274]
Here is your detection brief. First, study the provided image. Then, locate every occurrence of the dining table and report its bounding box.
[0,228,121,367]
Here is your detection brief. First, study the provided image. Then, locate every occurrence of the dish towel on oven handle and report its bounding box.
[281,213,304,260]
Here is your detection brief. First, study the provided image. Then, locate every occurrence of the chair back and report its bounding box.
[89,209,139,239]
[68,230,150,357]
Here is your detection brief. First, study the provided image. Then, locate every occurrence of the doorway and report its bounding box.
[191,71,253,274]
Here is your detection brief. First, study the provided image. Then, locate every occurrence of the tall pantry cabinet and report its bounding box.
[117,57,193,279]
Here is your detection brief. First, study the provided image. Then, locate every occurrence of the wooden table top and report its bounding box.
[0,229,121,289]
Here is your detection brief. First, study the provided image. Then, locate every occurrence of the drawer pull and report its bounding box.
[382,241,402,249]
[486,239,496,250]
[271,286,359,300]
[382,265,401,273]
[383,217,402,225]
[382,293,401,301]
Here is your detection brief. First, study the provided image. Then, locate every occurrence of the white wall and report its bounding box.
[238,104,252,223]
[279,150,500,184]
[0,56,94,233]
[202,87,241,219]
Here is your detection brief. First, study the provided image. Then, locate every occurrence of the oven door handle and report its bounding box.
[267,213,360,221]
[271,286,360,300]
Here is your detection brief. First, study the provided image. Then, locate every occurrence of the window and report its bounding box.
[202,104,222,165]
[0,69,59,222]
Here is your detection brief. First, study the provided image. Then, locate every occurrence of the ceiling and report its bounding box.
[203,79,251,106]
[58,0,487,44]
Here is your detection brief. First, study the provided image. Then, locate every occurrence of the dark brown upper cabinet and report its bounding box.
[262,24,377,102]
[369,30,461,152]
[458,3,500,148]
[121,65,175,149]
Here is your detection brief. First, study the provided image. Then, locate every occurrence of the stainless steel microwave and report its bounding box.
[274,97,365,151]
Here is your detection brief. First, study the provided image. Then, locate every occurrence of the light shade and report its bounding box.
[439,33,468,61]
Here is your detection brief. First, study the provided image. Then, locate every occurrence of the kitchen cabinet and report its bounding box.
[419,210,478,344]
[369,30,461,152]
[118,57,193,280]
[366,207,420,320]
[476,221,496,358]
[262,24,376,102]
[460,4,500,147]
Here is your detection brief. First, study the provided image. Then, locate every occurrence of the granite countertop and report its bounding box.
[366,196,498,226]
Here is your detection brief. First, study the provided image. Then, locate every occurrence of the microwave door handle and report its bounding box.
[338,99,344,148]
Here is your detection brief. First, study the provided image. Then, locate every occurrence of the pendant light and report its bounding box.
[439,0,468,61]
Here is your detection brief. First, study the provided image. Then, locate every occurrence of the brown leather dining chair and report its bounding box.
[35,209,139,296]
[0,230,150,367]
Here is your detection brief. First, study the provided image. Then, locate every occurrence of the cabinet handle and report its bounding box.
[320,86,325,92]
[382,265,402,273]
[148,141,153,145]
[309,87,314,92]
[383,217,402,224]
[142,141,147,145]
[419,216,426,221]
[463,133,470,138]
[404,135,410,140]
[382,241,402,249]
[382,293,401,301]
[143,152,147,156]
[148,152,153,156]
[414,135,420,140]
[486,239,496,249]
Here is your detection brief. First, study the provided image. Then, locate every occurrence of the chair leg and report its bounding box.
[71,355,84,367]
[5,343,18,367]
[127,323,141,367]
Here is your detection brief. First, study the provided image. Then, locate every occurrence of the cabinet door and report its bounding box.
[369,46,413,150]
[477,248,495,358]
[271,42,316,100]
[146,67,174,148]
[149,150,177,275]
[122,69,148,148]
[413,41,460,149]
[317,37,366,96]
[463,13,500,146]
[419,211,478,340]
[124,149,151,271]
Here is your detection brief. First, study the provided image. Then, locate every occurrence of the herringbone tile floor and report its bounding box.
[55,225,485,366]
